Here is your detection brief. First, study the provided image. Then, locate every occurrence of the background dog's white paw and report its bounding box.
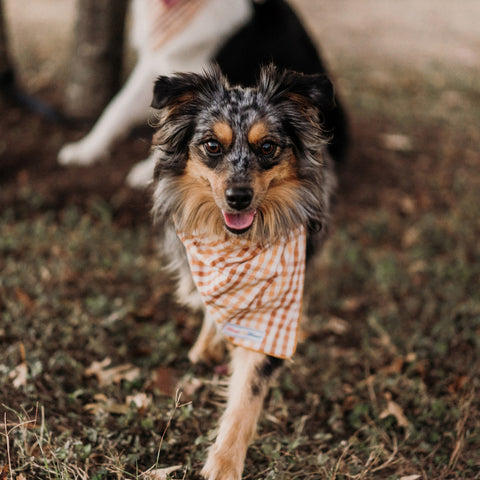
[125,157,156,189]
[58,140,109,166]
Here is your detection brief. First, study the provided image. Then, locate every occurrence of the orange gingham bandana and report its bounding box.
[177,226,306,359]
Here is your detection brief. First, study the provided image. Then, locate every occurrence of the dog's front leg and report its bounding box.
[58,58,154,166]
[201,348,283,480]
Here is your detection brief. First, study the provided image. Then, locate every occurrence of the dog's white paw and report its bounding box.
[125,157,155,189]
[58,140,109,166]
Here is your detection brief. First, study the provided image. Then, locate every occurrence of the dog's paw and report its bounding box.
[125,157,155,189]
[201,446,243,480]
[58,140,108,166]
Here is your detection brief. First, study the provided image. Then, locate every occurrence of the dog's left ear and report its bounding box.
[151,74,199,110]
[259,65,334,113]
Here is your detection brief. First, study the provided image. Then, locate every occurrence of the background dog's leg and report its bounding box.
[125,152,156,188]
[202,348,283,480]
[188,313,224,365]
[58,59,154,166]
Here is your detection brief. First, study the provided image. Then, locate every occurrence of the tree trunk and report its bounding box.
[64,0,128,119]
[0,0,13,85]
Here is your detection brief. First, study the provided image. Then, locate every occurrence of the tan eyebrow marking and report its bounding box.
[248,121,269,145]
[213,121,233,148]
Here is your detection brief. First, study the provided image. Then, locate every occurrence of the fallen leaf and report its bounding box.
[16,474,27,480]
[85,358,140,386]
[143,465,183,480]
[400,475,421,480]
[0,465,9,480]
[381,133,413,152]
[402,226,421,248]
[323,316,349,335]
[84,393,130,415]
[448,375,468,394]
[126,393,152,414]
[14,287,35,310]
[380,392,410,429]
[341,296,366,313]
[147,367,180,397]
[381,357,404,375]
[9,362,28,388]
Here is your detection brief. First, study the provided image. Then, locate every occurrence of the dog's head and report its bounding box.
[151,65,336,244]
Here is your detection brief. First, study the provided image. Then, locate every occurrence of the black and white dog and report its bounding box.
[58,0,347,188]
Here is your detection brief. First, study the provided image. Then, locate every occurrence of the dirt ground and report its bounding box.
[1,1,480,479]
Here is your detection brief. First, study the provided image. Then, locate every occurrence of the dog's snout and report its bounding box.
[225,187,253,210]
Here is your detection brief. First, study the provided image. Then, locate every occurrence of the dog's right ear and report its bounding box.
[151,67,227,110]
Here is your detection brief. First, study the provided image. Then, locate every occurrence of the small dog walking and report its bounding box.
[148,1,348,478]
[151,63,344,479]
[149,1,348,475]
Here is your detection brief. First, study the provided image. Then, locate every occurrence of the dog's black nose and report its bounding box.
[225,187,253,210]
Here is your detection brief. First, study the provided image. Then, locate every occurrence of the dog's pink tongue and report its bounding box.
[222,211,255,230]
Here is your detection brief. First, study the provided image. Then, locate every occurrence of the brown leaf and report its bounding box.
[381,357,404,375]
[0,465,9,480]
[143,465,183,480]
[448,375,469,394]
[14,287,34,309]
[84,393,129,415]
[380,392,410,429]
[341,296,366,313]
[85,358,140,386]
[147,367,179,397]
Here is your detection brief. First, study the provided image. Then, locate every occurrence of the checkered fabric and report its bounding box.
[147,0,208,51]
[177,226,307,359]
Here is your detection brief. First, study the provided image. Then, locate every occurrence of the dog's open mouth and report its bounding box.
[222,210,256,234]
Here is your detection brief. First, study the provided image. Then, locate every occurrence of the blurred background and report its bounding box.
[1,1,479,479]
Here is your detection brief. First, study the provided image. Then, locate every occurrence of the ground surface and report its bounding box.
[1,1,480,479]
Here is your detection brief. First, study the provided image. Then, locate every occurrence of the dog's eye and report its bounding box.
[204,140,222,156]
[260,142,276,157]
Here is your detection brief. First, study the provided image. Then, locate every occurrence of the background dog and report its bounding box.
[57,0,348,189]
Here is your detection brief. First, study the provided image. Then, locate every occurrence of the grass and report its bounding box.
[2,59,480,479]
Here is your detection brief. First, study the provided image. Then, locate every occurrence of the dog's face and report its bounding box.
[151,65,336,244]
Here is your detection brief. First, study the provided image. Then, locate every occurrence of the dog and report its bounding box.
[57,0,347,190]
[148,2,347,479]
[150,62,344,479]
[148,0,348,471]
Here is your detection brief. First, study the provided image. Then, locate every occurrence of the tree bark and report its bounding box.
[64,0,128,119]
[0,0,13,84]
